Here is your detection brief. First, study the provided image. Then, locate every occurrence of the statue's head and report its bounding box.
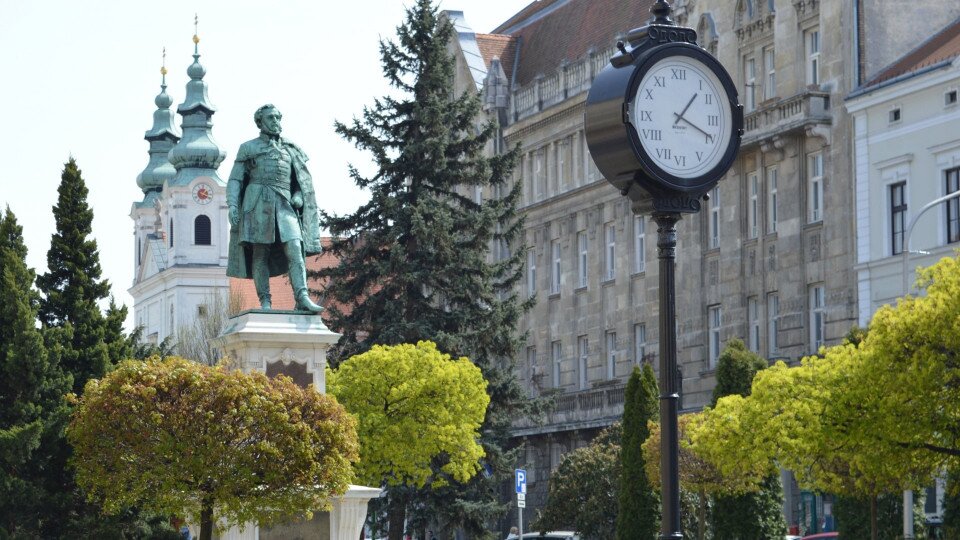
[254,104,282,136]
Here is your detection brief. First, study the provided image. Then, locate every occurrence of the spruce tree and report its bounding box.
[36,158,112,393]
[317,1,527,537]
[0,207,72,537]
[617,364,660,539]
[710,339,787,539]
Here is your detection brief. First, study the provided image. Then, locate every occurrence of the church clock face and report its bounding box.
[192,183,213,204]
[630,56,733,180]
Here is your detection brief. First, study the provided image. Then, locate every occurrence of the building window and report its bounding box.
[136,237,141,266]
[767,293,779,355]
[551,340,562,388]
[169,218,174,247]
[550,239,561,294]
[809,284,826,353]
[889,107,902,124]
[708,305,722,368]
[194,215,211,245]
[577,231,588,288]
[946,89,958,107]
[766,165,778,233]
[890,181,907,255]
[634,323,647,364]
[709,186,720,248]
[527,346,537,385]
[947,168,960,244]
[808,152,823,223]
[633,215,646,273]
[805,27,820,86]
[606,331,617,379]
[748,171,759,239]
[578,335,589,389]
[763,46,776,100]
[558,138,571,191]
[604,222,616,281]
[534,150,545,201]
[526,249,537,297]
[743,55,756,112]
[748,296,760,352]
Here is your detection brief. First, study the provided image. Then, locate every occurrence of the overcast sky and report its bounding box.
[0,0,527,328]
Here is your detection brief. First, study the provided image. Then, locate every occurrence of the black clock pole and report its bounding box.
[583,0,743,536]
[654,210,683,540]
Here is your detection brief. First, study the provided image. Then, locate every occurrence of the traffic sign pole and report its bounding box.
[516,469,527,538]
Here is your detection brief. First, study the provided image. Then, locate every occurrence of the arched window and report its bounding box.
[194,215,211,245]
[169,218,174,247]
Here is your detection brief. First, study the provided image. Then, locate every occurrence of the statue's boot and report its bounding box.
[288,250,323,313]
[252,246,272,310]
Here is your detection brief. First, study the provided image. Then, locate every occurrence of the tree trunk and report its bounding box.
[870,495,878,540]
[388,492,408,540]
[697,489,706,540]
[200,495,215,540]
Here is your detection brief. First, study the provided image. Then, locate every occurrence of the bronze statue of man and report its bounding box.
[226,104,323,312]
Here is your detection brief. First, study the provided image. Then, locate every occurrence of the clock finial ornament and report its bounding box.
[651,0,674,25]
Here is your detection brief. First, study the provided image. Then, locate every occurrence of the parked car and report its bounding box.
[505,532,580,540]
[801,533,839,540]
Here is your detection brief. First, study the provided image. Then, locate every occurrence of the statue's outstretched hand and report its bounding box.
[229,206,239,227]
[291,192,304,209]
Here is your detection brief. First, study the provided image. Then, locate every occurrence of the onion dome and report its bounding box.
[136,48,181,193]
[168,16,227,186]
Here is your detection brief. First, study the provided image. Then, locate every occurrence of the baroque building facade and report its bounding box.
[450,0,960,531]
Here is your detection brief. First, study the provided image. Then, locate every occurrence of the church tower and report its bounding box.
[129,23,229,344]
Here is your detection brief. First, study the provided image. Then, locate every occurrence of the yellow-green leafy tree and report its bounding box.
[67,357,358,540]
[326,341,489,540]
[695,336,936,538]
[645,411,772,540]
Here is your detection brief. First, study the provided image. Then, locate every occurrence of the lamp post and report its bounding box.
[583,2,743,537]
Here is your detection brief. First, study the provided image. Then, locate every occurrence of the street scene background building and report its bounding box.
[449,0,960,531]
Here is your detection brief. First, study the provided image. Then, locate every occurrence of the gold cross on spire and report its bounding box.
[193,13,200,46]
[161,47,167,79]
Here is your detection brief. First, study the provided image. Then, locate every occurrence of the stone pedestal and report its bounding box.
[212,310,381,540]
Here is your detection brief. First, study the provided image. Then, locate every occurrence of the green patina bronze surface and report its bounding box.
[226,104,322,312]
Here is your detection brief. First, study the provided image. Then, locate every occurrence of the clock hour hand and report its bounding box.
[673,93,698,125]
[672,112,712,139]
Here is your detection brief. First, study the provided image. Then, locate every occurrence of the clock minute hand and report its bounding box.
[672,112,712,138]
[673,93,698,125]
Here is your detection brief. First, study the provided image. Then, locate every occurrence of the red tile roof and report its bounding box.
[230,237,340,314]
[866,16,960,87]
[489,0,658,88]
[476,33,518,80]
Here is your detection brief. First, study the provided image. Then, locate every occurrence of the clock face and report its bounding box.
[629,55,734,181]
[192,183,213,205]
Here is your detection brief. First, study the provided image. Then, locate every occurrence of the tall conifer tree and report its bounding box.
[36,158,112,392]
[710,339,787,539]
[318,1,528,537]
[617,364,660,539]
[0,208,72,537]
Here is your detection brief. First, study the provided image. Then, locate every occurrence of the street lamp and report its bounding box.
[584,2,743,537]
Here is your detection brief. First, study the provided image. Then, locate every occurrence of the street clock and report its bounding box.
[585,23,743,213]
